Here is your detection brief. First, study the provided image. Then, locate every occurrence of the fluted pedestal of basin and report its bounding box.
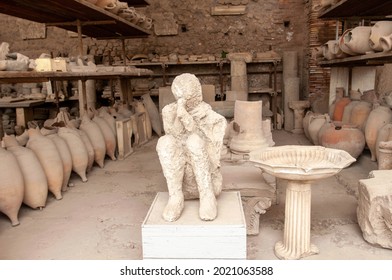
[275,180,319,260]
[249,145,356,260]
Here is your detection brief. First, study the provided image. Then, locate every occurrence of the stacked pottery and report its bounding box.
[318,121,365,159]
[364,105,392,161]
[369,21,392,52]
[342,26,373,55]
[380,34,392,52]
[332,97,351,122]
[338,29,357,56]
[349,101,372,132]
[322,40,337,60]
[308,113,330,145]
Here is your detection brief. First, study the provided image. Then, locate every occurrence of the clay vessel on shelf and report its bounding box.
[322,40,337,60]
[379,33,392,52]
[318,122,365,159]
[0,146,24,226]
[338,29,357,56]
[364,105,392,161]
[369,21,392,52]
[343,26,373,55]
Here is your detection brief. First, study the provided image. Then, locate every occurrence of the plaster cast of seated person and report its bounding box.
[156,73,227,222]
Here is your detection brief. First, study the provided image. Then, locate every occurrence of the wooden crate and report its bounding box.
[115,118,133,160]
[142,191,247,259]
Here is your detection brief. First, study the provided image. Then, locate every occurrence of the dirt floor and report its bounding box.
[0,130,391,260]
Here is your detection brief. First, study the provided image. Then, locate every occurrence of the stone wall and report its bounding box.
[0,0,309,95]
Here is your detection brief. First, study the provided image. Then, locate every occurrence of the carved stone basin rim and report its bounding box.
[249,145,356,181]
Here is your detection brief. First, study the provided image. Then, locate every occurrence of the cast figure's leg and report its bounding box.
[186,133,217,220]
[156,135,186,222]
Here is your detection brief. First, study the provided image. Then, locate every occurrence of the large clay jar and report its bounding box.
[338,29,357,55]
[343,26,373,55]
[375,123,392,161]
[80,114,106,168]
[26,128,64,200]
[364,105,392,161]
[0,146,24,226]
[3,134,48,210]
[98,107,117,138]
[342,100,360,124]
[308,113,330,145]
[93,115,117,161]
[369,21,392,52]
[333,97,351,121]
[322,40,337,60]
[349,101,372,132]
[319,122,365,159]
[302,110,314,141]
[380,34,392,52]
[47,133,73,191]
[58,127,89,182]
[141,93,163,137]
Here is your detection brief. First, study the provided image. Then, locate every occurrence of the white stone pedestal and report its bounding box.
[142,191,246,259]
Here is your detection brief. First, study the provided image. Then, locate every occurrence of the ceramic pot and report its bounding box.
[26,128,64,200]
[349,101,372,132]
[333,97,351,121]
[375,123,392,161]
[308,113,330,145]
[369,21,392,52]
[58,127,89,182]
[302,110,315,141]
[0,146,24,226]
[330,39,347,58]
[93,115,117,161]
[80,114,106,168]
[141,93,163,137]
[3,135,48,210]
[364,105,392,161]
[380,33,392,52]
[319,122,365,159]
[343,26,373,55]
[322,40,337,60]
[96,0,116,9]
[338,29,357,55]
[342,100,360,124]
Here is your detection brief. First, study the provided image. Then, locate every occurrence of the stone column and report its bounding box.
[227,52,253,101]
[283,51,299,132]
[289,100,310,134]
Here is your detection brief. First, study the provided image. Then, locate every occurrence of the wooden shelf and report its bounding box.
[319,0,392,20]
[318,51,392,66]
[0,0,152,39]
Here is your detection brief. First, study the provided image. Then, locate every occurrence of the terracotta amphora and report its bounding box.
[369,21,392,52]
[318,122,365,159]
[364,105,392,161]
[0,146,24,226]
[343,26,373,55]
[3,134,48,210]
[93,115,117,161]
[333,97,351,121]
[308,113,330,145]
[26,128,64,200]
[380,34,392,52]
[141,93,163,137]
[342,100,360,124]
[349,101,372,132]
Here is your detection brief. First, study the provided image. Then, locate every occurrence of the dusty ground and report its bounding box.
[0,130,391,260]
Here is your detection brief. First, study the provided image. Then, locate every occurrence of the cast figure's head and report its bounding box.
[171,73,203,105]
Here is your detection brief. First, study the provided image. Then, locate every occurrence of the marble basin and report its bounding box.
[249,145,355,181]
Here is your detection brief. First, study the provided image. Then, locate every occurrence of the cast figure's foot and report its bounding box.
[199,191,217,221]
[163,193,184,222]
